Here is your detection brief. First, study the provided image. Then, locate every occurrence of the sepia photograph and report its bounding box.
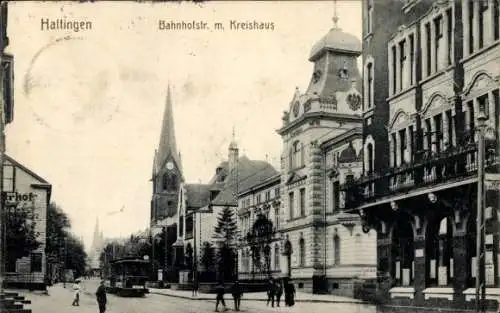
[0,1,498,312]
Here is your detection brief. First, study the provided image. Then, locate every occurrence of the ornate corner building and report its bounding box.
[344,0,500,312]
[275,15,377,296]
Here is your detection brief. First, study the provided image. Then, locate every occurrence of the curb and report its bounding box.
[149,291,369,305]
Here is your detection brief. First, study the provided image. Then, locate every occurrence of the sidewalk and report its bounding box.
[149,288,367,304]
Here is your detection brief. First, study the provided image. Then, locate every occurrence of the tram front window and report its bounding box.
[125,263,147,276]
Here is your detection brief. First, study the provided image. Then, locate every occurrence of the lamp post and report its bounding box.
[475,109,488,313]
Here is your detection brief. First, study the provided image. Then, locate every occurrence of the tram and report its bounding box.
[103,257,150,297]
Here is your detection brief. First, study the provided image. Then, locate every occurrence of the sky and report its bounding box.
[5,1,362,251]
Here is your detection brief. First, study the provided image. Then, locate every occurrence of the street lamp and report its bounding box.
[475,105,495,313]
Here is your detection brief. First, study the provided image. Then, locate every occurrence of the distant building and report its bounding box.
[344,0,500,311]
[3,155,51,290]
[275,10,376,296]
[87,217,104,271]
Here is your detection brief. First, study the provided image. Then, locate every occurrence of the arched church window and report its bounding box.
[392,218,414,286]
[162,173,169,190]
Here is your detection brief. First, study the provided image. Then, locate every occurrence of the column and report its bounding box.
[396,43,401,93]
[442,14,450,69]
[443,112,450,150]
[473,0,480,51]
[463,0,471,57]
[388,45,394,95]
[451,111,456,147]
[413,234,427,306]
[422,24,428,78]
[430,20,436,74]
[488,91,495,130]
[389,135,395,167]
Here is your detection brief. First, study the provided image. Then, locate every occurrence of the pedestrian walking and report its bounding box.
[266,278,275,307]
[231,280,242,311]
[275,279,283,307]
[192,279,199,297]
[214,281,227,312]
[72,279,81,306]
[95,280,107,313]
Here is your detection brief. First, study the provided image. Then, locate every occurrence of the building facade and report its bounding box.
[237,173,281,281]
[345,0,500,311]
[3,155,51,289]
[276,15,377,296]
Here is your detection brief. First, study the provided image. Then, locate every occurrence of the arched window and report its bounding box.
[274,244,280,270]
[292,141,301,169]
[367,143,374,174]
[392,218,414,286]
[365,60,374,110]
[162,173,169,190]
[333,234,340,265]
[299,238,305,267]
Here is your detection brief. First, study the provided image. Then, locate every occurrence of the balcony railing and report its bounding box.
[344,132,498,208]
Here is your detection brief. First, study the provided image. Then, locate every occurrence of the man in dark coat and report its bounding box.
[215,281,227,312]
[231,280,242,311]
[275,279,283,307]
[266,279,275,307]
[95,280,107,313]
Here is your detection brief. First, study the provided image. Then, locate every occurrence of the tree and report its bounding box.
[5,207,41,271]
[214,206,238,281]
[65,235,87,278]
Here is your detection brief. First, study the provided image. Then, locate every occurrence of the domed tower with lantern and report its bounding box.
[276,3,376,296]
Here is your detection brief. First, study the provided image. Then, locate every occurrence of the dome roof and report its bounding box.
[338,142,360,163]
[309,27,362,61]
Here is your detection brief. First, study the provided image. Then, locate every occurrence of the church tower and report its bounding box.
[89,217,103,269]
[151,85,184,226]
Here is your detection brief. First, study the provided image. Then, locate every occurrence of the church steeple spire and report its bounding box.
[155,84,180,172]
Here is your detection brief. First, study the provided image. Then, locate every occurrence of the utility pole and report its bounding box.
[476,110,487,313]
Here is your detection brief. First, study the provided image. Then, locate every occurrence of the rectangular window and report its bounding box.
[333,181,340,212]
[409,125,414,163]
[468,100,475,130]
[3,165,14,192]
[425,119,432,151]
[478,93,490,119]
[299,188,306,217]
[30,253,43,272]
[399,129,407,165]
[434,114,443,153]
[425,23,432,76]
[289,192,294,219]
[265,191,270,202]
[392,45,397,94]
[399,39,406,90]
[391,133,397,166]
[409,34,415,86]
[435,15,443,71]
[257,194,262,204]
[479,0,489,49]
[274,187,280,198]
[468,1,474,54]
[275,207,279,229]
[446,9,453,65]
[495,0,499,40]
